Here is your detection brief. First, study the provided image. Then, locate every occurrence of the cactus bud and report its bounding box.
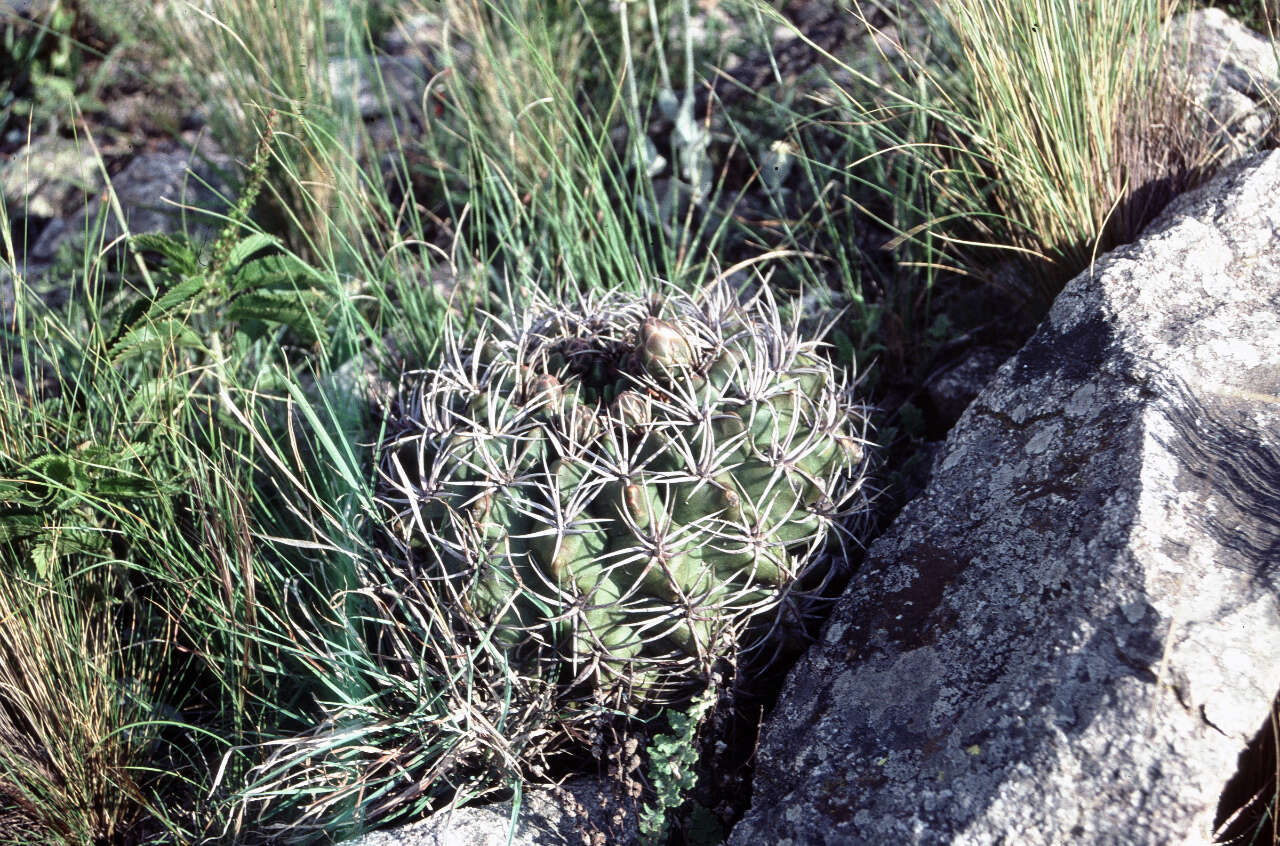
[639,317,693,372]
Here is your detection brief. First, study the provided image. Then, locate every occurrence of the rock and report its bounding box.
[339,779,637,846]
[1,0,50,16]
[732,150,1280,845]
[923,347,1009,429]
[1170,8,1280,166]
[28,143,228,264]
[2,136,105,221]
[328,56,427,120]
[381,12,444,61]
[102,91,186,137]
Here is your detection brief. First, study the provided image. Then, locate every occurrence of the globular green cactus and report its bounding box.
[377,284,871,714]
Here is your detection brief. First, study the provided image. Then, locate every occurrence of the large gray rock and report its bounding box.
[732,151,1280,845]
[328,55,427,119]
[340,779,636,846]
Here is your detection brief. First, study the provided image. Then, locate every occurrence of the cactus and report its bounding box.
[377,284,871,715]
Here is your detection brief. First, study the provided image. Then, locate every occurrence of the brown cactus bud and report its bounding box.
[526,373,562,407]
[610,390,650,431]
[639,317,693,372]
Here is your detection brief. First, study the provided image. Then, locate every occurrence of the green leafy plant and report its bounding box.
[0,0,78,135]
[0,430,177,579]
[638,685,716,846]
[111,118,335,369]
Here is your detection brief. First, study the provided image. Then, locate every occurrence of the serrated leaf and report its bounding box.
[110,318,206,363]
[0,479,27,499]
[31,538,57,578]
[107,296,152,351]
[114,440,159,464]
[127,378,183,418]
[25,526,107,577]
[229,253,324,296]
[222,233,281,274]
[145,275,211,321]
[132,233,199,276]
[0,476,50,508]
[94,474,162,499]
[685,802,725,846]
[224,290,327,343]
[0,511,44,543]
[27,454,75,487]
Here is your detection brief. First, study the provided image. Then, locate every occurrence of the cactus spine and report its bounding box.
[378,284,871,716]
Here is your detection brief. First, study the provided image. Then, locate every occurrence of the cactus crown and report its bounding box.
[377,284,871,717]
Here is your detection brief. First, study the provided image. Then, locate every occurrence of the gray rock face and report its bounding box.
[1171,9,1280,165]
[340,779,636,846]
[732,151,1280,845]
[328,56,427,120]
[29,145,227,263]
[2,136,105,221]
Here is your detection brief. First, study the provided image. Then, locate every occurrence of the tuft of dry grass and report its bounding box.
[0,568,160,844]
[802,0,1226,308]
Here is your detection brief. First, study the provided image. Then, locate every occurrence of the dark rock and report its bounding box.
[923,347,1010,429]
[732,151,1280,845]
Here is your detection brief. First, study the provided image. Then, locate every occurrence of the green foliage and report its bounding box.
[638,686,716,846]
[116,231,330,356]
[0,430,176,578]
[768,0,1218,314]
[112,121,335,364]
[0,1,78,134]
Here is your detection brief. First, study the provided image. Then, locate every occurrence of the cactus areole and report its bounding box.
[378,285,870,715]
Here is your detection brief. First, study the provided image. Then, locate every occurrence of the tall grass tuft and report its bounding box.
[0,566,162,844]
[796,0,1218,309]
[406,0,747,300]
[154,0,377,260]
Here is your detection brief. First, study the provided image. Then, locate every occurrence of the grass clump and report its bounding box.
[0,567,164,844]
[792,0,1221,310]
